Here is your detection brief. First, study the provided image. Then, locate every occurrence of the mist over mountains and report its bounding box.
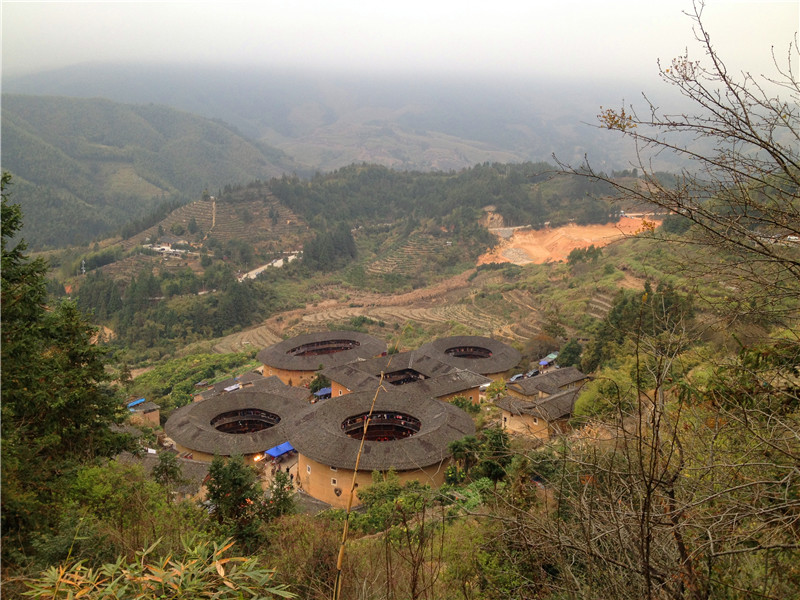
[4,63,651,172]
[2,63,676,248]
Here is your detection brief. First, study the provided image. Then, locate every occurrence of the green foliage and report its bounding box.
[23,537,295,599]
[484,380,507,400]
[572,360,638,418]
[450,395,480,415]
[152,452,187,492]
[206,455,266,551]
[309,372,331,394]
[558,338,583,367]
[659,213,692,235]
[75,258,280,360]
[581,281,694,373]
[75,271,123,320]
[262,514,340,599]
[353,470,432,534]
[473,427,511,486]
[447,435,483,479]
[567,244,602,265]
[129,353,256,418]
[340,314,382,332]
[265,471,295,521]
[75,246,124,273]
[2,95,290,249]
[60,461,196,563]
[2,174,132,566]
[302,222,357,272]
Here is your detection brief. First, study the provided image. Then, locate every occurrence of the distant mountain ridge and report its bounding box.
[2,64,683,249]
[1,94,294,248]
[3,63,645,172]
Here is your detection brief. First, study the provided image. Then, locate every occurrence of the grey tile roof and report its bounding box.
[320,363,383,392]
[322,350,491,398]
[508,367,589,396]
[411,369,491,398]
[165,390,314,456]
[287,389,475,471]
[418,336,522,375]
[131,401,160,413]
[115,450,210,497]
[495,388,580,422]
[256,331,387,372]
[196,373,310,402]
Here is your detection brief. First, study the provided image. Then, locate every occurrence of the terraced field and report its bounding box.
[212,325,283,354]
[120,194,307,253]
[206,268,530,354]
[99,252,199,283]
[120,200,215,251]
[586,291,614,320]
[366,234,445,275]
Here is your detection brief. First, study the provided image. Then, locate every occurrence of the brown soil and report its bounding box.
[478,217,660,265]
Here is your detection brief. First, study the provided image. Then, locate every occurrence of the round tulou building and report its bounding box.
[257,330,387,386]
[288,388,475,508]
[165,390,313,462]
[418,335,522,380]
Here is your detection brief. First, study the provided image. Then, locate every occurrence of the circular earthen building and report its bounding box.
[418,335,521,380]
[288,388,475,508]
[257,331,387,386]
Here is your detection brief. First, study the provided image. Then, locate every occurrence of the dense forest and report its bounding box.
[2,10,800,600]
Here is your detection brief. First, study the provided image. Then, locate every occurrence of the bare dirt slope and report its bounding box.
[478,217,658,265]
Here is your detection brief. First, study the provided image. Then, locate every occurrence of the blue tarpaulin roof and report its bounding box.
[540,352,559,366]
[265,442,294,457]
[314,387,332,397]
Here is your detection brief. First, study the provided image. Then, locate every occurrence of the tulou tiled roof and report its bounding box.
[165,390,314,457]
[495,388,580,422]
[410,369,491,398]
[322,350,491,398]
[418,336,522,375]
[196,373,310,402]
[508,366,589,397]
[287,389,475,471]
[256,331,387,371]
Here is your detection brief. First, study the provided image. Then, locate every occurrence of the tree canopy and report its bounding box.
[1,174,131,566]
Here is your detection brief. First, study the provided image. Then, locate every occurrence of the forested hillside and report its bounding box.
[1,95,294,248]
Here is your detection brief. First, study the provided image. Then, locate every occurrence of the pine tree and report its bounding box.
[1,174,131,566]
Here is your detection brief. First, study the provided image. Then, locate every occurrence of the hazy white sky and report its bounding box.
[2,1,798,82]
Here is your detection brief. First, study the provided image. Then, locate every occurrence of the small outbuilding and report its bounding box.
[495,388,580,441]
[128,400,161,427]
[506,366,589,400]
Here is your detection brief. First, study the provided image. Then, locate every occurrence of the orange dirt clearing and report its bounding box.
[478,217,660,266]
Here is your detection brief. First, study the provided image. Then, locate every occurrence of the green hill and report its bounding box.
[1,94,295,249]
